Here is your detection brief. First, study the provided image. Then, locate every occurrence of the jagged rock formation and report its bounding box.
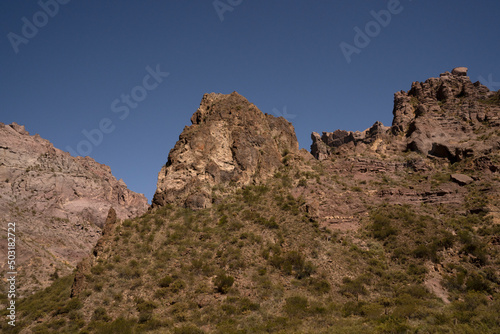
[311,67,500,164]
[311,121,389,160]
[395,68,499,162]
[153,92,299,209]
[71,207,117,298]
[0,123,148,296]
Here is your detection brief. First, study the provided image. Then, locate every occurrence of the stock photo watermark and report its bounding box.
[340,0,413,64]
[213,0,243,22]
[66,64,169,157]
[272,106,296,121]
[7,0,71,54]
[6,222,17,327]
[478,74,500,90]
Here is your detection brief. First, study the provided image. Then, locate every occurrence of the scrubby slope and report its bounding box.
[3,69,500,333]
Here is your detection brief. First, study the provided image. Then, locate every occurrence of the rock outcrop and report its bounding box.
[0,123,148,296]
[393,67,499,162]
[311,67,500,163]
[153,92,299,209]
[311,121,390,159]
[71,207,117,297]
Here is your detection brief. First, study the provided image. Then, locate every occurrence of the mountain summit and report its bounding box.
[153,92,299,209]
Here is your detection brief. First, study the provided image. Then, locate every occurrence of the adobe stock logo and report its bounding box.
[340,0,413,64]
[66,65,169,157]
[7,0,71,54]
[478,74,500,90]
[213,0,243,22]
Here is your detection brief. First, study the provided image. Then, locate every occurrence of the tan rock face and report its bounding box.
[0,123,148,296]
[153,92,299,209]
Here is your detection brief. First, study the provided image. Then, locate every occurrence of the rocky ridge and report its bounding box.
[311,67,500,164]
[0,123,148,296]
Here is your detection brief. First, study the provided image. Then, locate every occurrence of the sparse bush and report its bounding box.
[214,273,234,293]
[173,325,205,334]
[283,296,308,316]
[340,277,368,300]
[158,275,173,288]
[370,213,397,240]
[92,307,111,322]
[170,280,186,293]
[306,277,331,294]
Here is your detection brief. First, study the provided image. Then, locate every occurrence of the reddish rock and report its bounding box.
[0,123,148,297]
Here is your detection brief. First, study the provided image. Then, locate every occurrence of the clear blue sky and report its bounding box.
[2,1,499,202]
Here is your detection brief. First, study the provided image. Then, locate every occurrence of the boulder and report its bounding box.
[450,173,474,186]
[452,67,468,76]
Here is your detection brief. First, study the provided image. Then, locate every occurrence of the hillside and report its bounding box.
[2,68,500,333]
[0,123,149,297]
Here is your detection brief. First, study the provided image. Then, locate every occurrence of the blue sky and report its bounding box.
[1,0,499,202]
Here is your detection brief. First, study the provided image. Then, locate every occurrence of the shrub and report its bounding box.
[466,272,491,292]
[370,213,397,240]
[307,277,331,294]
[170,280,186,293]
[173,325,205,334]
[158,275,174,288]
[340,277,367,300]
[92,307,111,322]
[94,317,136,334]
[214,273,234,294]
[283,296,308,316]
[341,301,366,317]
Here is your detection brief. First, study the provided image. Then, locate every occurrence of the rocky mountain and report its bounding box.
[3,69,500,334]
[153,92,299,209]
[0,123,148,296]
[311,67,500,165]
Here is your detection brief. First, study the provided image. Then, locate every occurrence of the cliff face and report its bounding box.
[0,123,148,296]
[152,92,299,209]
[311,67,500,164]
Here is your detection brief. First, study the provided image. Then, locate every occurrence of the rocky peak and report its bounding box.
[152,92,299,209]
[311,68,500,163]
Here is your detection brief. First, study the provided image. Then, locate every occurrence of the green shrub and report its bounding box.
[94,317,136,334]
[170,280,186,293]
[465,272,491,292]
[370,213,397,240]
[341,301,366,317]
[306,277,331,294]
[340,277,367,300]
[173,325,205,334]
[283,296,308,316]
[92,307,111,322]
[158,275,174,288]
[214,273,234,294]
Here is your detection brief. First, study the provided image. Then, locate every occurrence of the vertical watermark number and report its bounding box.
[6,222,17,327]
